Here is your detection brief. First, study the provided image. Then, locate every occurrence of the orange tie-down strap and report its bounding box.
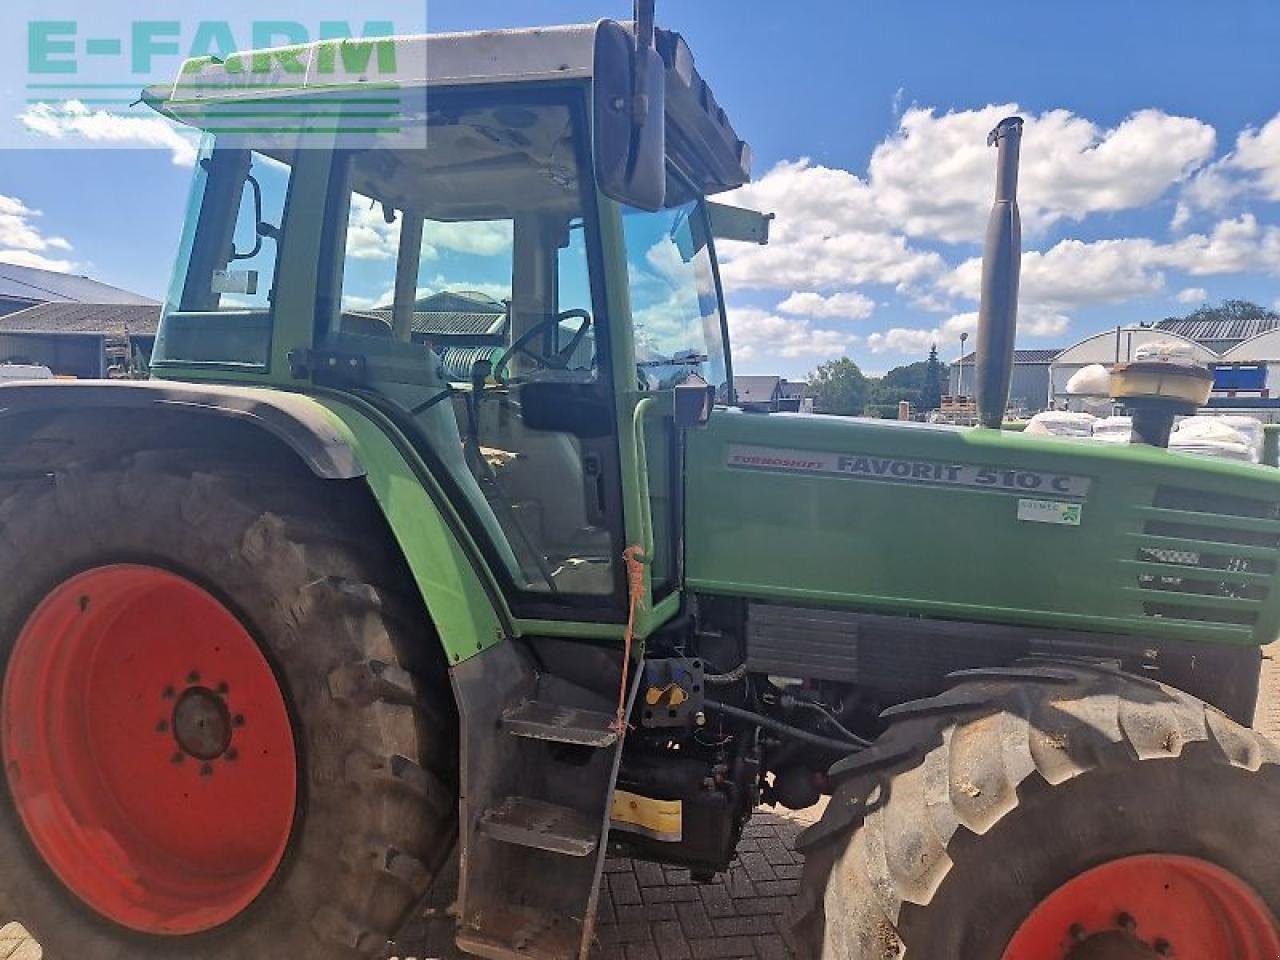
[612,544,648,735]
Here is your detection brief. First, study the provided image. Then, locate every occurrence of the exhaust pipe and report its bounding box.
[975,116,1023,429]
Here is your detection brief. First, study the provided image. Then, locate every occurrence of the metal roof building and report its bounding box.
[1154,315,1280,355]
[347,291,509,341]
[0,262,157,317]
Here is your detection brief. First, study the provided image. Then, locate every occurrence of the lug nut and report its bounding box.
[1154,939,1173,956]
[162,685,175,700]
[225,748,238,762]
[1068,924,1086,942]
[232,714,246,728]
[200,763,214,777]
[156,720,169,734]
[216,682,229,695]
[1116,913,1136,931]
[187,670,201,684]
[171,752,185,764]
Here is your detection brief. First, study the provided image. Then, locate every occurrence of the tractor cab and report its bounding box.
[145,22,760,624]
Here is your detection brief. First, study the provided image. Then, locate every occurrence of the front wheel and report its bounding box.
[791,662,1280,958]
[0,455,457,958]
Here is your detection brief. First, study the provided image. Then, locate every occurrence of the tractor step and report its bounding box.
[478,796,599,857]
[455,904,581,960]
[502,700,618,748]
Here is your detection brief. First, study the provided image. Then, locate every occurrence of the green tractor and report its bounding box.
[2,10,1280,960]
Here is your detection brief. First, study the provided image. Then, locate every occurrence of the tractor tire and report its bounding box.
[791,661,1280,959]
[0,452,458,959]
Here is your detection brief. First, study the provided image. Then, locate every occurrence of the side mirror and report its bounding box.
[593,20,666,211]
[673,379,715,429]
[520,381,614,438]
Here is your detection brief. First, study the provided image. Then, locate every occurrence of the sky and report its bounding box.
[2,1,1280,378]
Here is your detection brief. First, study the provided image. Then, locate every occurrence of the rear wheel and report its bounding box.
[791,662,1280,959]
[0,454,457,958]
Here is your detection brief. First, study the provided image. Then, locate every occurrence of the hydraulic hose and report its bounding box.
[703,699,870,753]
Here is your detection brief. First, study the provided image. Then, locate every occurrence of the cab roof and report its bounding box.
[143,21,751,197]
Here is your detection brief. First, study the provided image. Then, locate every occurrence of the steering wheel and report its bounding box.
[493,309,593,383]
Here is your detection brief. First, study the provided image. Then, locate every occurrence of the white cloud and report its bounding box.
[345,199,401,260]
[1020,305,1071,337]
[726,305,855,366]
[776,290,875,320]
[1013,238,1169,308]
[1176,287,1207,304]
[1231,115,1280,200]
[19,101,198,166]
[0,194,75,272]
[1180,113,1280,216]
[716,103,1213,299]
[718,158,943,292]
[1163,214,1280,275]
[865,326,945,355]
[345,200,513,261]
[864,306,1066,357]
[941,215,1280,315]
[868,105,1214,243]
[425,220,512,258]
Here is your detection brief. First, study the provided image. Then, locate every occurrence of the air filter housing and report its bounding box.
[1112,345,1214,448]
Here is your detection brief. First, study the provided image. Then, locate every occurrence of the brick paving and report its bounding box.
[590,803,824,960]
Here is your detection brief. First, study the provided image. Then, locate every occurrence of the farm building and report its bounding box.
[0,302,162,378]
[949,349,1060,412]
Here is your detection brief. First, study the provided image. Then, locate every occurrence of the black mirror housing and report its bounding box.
[593,20,666,212]
[520,381,614,438]
[673,380,715,429]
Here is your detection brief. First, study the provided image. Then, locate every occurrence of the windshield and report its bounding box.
[622,199,730,394]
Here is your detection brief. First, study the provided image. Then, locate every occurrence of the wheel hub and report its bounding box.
[1068,930,1162,960]
[172,686,233,761]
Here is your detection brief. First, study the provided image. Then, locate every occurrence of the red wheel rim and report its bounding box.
[1003,854,1280,959]
[2,565,297,935]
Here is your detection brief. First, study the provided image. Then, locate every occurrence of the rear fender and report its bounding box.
[0,380,360,478]
[0,379,508,664]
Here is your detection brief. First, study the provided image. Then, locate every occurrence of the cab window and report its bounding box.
[155,144,291,368]
[320,92,624,616]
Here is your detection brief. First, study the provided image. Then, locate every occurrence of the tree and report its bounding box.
[807,357,868,415]
[1163,299,1279,327]
[921,344,945,411]
[862,352,951,417]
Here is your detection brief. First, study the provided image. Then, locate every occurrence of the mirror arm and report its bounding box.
[630,396,657,563]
